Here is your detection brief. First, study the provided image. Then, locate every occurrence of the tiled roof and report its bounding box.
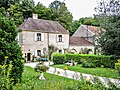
[84,25,104,36]
[69,36,93,46]
[18,18,69,34]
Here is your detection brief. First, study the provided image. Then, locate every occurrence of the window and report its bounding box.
[58,35,62,42]
[37,50,41,56]
[37,33,41,41]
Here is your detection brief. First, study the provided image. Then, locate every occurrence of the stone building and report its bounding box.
[18,14,103,62]
[18,14,69,62]
[69,25,104,54]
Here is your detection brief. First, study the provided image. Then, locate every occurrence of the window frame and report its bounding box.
[37,33,41,41]
[58,35,62,42]
[37,50,41,56]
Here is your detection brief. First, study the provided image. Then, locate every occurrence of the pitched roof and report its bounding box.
[84,25,103,36]
[18,18,69,34]
[69,36,93,46]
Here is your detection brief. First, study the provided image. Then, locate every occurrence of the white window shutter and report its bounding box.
[62,35,64,42]
[62,49,64,54]
[34,33,37,41]
[56,35,59,42]
[41,33,44,41]
[41,50,44,55]
[34,50,37,57]
[17,33,19,41]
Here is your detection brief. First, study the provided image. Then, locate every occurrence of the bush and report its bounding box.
[52,53,65,64]
[65,53,81,63]
[0,62,13,90]
[35,63,49,73]
[0,14,24,84]
[115,60,120,75]
[82,61,96,68]
[79,54,118,68]
[52,53,119,68]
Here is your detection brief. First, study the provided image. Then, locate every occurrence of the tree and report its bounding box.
[19,0,34,19]
[95,0,120,55]
[0,13,24,83]
[49,0,73,32]
[8,3,23,26]
[33,2,52,20]
[71,20,81,35]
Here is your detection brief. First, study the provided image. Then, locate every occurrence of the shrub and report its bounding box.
[0,14,24,84]
[82,61,96,68]
[51,53,65,64]
[0,62,13,90]
[115,60,120,75]
[65,53,81,63]
[52,53,119,68]
[79,54,118,68]
[34,63,49,73]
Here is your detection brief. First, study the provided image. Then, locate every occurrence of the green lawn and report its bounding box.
[13,66,116,90]
[14,66,77,90]
[52,64,120,79]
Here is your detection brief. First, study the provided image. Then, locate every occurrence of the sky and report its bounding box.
[34,0,100,20]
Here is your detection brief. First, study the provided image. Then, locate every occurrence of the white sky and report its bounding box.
[34,0,100,20]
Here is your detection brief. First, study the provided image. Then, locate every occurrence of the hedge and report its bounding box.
[65,53,81,63]
[51,53,65,64]
[51,53,119,68]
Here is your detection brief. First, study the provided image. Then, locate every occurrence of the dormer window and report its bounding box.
[37,33,41,41]
[58,35,62,42]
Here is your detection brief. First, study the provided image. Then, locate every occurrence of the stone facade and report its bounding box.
[18,17,69,62]
[18,31,69,62]
[18,15,101,62]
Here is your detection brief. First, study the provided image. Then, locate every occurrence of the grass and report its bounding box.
[13,66,77,90]
[13,66,117,90]
[51,64,120,79]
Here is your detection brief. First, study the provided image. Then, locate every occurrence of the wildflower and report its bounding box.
[63,67,68,71]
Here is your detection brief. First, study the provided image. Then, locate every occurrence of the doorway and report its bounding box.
[27,53,31,62]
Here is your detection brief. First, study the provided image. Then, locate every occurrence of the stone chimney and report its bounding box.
[32,14,38,19]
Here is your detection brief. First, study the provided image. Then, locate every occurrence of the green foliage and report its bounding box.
[33,2,52,20]
[49,0,73,32]
[52,53,65,64]
[52,53,119,68]
[71,20,81,35]
[34,63,49,73]
[95,0,120,56]
[115,60,120,75]
[82,61,96,68]
[48,44,57,60]
[19,0,34,19]
[14,66,111,90]
[65,53,81,63]
[0,61,13,90]
[79,54,119,68]
[115,63,120,75]
[8,3,23,26]
[0,13,24,84]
